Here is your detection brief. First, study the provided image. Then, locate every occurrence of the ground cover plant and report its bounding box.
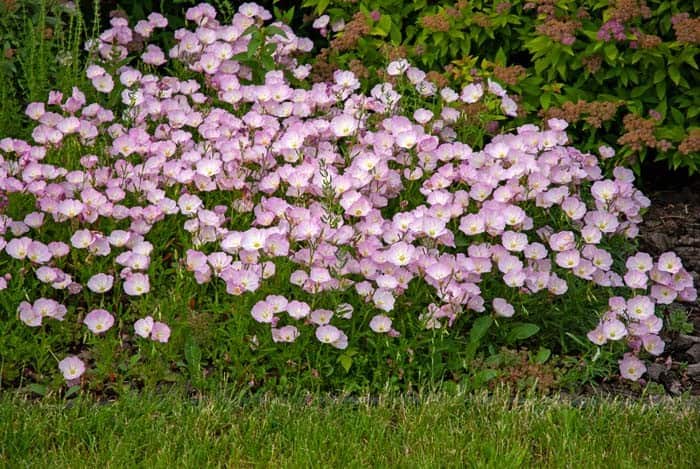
[0,2,697,398]
[301,0,700,174]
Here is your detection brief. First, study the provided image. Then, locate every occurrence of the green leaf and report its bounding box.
[507,323,540,343]
[390,24,402,44]
[670,108,685,125]
[557,62,567,80]
[64,385,80,399]
[653,69,665,84]
[533,347,551,365]
[656,81,666,100]
[371,14,392,37]
[540,93,552,109]
[604,43,618,61]
[658,99,668,119]
[469,316,493,344]
[631,84,652,98]
[682,52,698,69]
[454,232,470,247]
[315,0,330,14]
[28,383,47,396]
[338,354,352,373]
[668,65,681,85]
[495,47,507,66]
[471,369,498,387]
[265,25,288,40]
[534,57,549,75]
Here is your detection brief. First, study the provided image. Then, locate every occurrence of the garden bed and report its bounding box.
[0,1,698,401]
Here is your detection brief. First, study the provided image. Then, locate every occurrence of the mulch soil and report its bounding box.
[637,171,700,396]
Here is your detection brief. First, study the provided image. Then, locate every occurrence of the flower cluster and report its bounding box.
[0,3,694,384]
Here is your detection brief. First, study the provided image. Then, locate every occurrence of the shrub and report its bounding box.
[301,0,700,174]
[0,2,695,394]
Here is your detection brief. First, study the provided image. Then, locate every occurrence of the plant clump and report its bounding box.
[0,2,695,392]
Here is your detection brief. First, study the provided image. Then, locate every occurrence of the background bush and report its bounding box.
[300,0,700,174]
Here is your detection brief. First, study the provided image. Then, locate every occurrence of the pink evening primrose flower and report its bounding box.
[151,322,171,343]
[87,273,114,293]
[492,298,515,318]
[83,309,115,334]
[58,356,86,381]
[316,325,341,344]
[123,273,150,296]
[272,325,300,343]
[134,316,154,338]
[657,252,682,274]
[619,353,646,381]
[369,314,393,333]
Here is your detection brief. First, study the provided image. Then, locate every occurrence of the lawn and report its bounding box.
[1,390,699,468]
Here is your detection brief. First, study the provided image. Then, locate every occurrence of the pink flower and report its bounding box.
[459,214,485,235]
[287,301,310,320]
[619,353,646,381]
[587,326,607,345]
[312,15,330,29]
[590,180,617,203]
[626,296,654,320]
[549,231,575,251]
[555,249,580,269]
[151,322,171,342]
[134,316,154,338]
[316,325,341,344]
[623,270,648,290]
[251,300,274,323]
[658,252,682,274]
[386,241,416,266]
[18,301,42,327]
[603,319,627,341]
[626,252,653,273]
[5,237,31,260]
[58,356,85,381]
[92,74,114,93]
[372,288,395,312]
[310,309,333,326]
[599,145,615,159]
[642,334,665,356]
[493,298,515,318]
[266,295,288,314]
[330,114,357,137]
[123,273,150,296]
[57,200,84,218]
[501,231,528,252]
[272,325,299,343]
[650,284,677,304]
[83,309,115,334]
[461,83,483,103]
[369,314,392,333]
[87,273,114,293]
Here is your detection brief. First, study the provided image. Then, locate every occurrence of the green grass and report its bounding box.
[1,390,698,468]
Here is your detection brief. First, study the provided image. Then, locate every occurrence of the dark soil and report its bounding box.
[638,173,700,396]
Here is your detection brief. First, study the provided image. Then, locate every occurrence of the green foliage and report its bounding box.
[0,0,93,138]
[301,0,700,174]
[665,306,695,334]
